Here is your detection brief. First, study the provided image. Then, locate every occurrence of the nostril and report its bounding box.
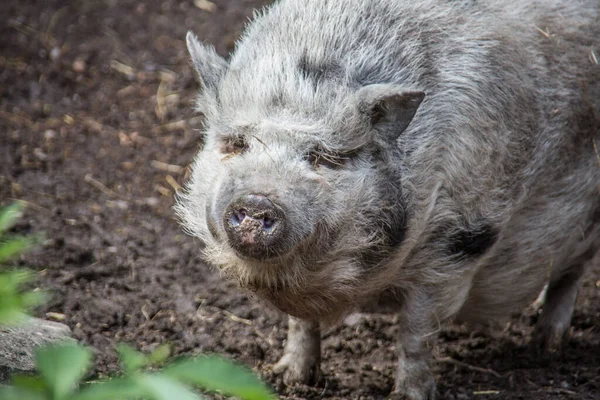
[231,209,246,227]
[262,216,275,230]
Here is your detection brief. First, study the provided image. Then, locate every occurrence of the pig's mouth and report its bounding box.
[245,271,359,322]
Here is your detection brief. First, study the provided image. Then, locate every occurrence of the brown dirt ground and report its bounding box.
[1,1,599,399]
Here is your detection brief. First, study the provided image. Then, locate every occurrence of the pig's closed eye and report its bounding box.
[220,136,247,155]
[304,148,358,170]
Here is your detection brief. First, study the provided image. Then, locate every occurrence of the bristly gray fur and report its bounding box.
[176,0,599,398]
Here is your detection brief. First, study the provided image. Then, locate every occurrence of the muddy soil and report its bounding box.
[1,1,599,399]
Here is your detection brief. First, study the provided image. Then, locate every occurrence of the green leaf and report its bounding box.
[0,305,26,324]
[0,289,27,323]
[21,290,48,309]
[0,203,24,235]
[11,374,48,393]
[36,341,93,400]
[116,343,148,374]
[162,356,275,400]
[0,270,43,324]
[0,236,33,264]
[136,374,203,400]
[0,386,46,400]
[74,374,206,400]
[0,269,33,286]
[148,343,172,367]
[73,377,142,400]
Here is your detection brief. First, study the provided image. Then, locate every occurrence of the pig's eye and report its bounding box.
[220,136,247,155]
[304,148,357,169]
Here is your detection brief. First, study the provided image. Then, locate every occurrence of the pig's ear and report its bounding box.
[356,84,424,139]
[186,31,228,91]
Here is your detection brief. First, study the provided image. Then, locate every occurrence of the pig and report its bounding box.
[176,0,600,398]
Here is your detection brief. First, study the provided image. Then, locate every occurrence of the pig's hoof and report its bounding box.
[531,323,568,354]
[272,352,321,386]
[387,389,435,400]
[391,372,436,400]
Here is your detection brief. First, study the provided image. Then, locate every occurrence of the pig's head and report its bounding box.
[176,33,424,321]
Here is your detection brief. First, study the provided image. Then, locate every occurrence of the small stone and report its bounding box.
[0,318,72,383]
[45,312,66,321]
[33,148,48,161]
[50,47,61,61]
[72,59,86,73]
[44,129,57,140]
[193,0,216,12]
[106,200,129,210]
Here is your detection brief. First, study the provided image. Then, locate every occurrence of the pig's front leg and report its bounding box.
[391,331,436,400]
[272,316,321,385]
[390,296,437,400]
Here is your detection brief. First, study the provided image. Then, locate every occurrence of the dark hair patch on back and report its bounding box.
[447,223,499,258]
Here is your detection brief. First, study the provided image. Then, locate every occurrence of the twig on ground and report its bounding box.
[141,303,150,321]
[152,116,204,134]
[473,390,500,395]
[8,18,52,48]
[437,356,502,378]
[251,327,275,347]
[158,69,178,83]
[165,175,182,192]
[593,138,600,168]
[0,110,34,127]
[45,6,68,46]
[110,60,136,80]
[7,198,49,213]
[155,80,169,121]
[151,160,184,174]
[223,310,252,325]
[534,25,551,38]
[84,174,119,198]
[539,388,578,396]
[83,118,114,134]
[154,184,172,197]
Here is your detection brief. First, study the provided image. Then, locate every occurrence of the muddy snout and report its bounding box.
[223,194,287,260]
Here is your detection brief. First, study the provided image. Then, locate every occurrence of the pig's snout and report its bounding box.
[223,194,287,260]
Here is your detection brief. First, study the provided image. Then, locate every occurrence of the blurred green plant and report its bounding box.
[0,202,276,400]
[0,342,275,400]
[0,202,45,323]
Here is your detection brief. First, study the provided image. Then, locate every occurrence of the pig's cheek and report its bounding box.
[208,166,241,237]
[205,202,220,240]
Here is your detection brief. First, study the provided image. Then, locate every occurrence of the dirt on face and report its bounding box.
[1,1,599,399]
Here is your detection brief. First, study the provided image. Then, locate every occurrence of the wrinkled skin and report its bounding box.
[176,0,600,398]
